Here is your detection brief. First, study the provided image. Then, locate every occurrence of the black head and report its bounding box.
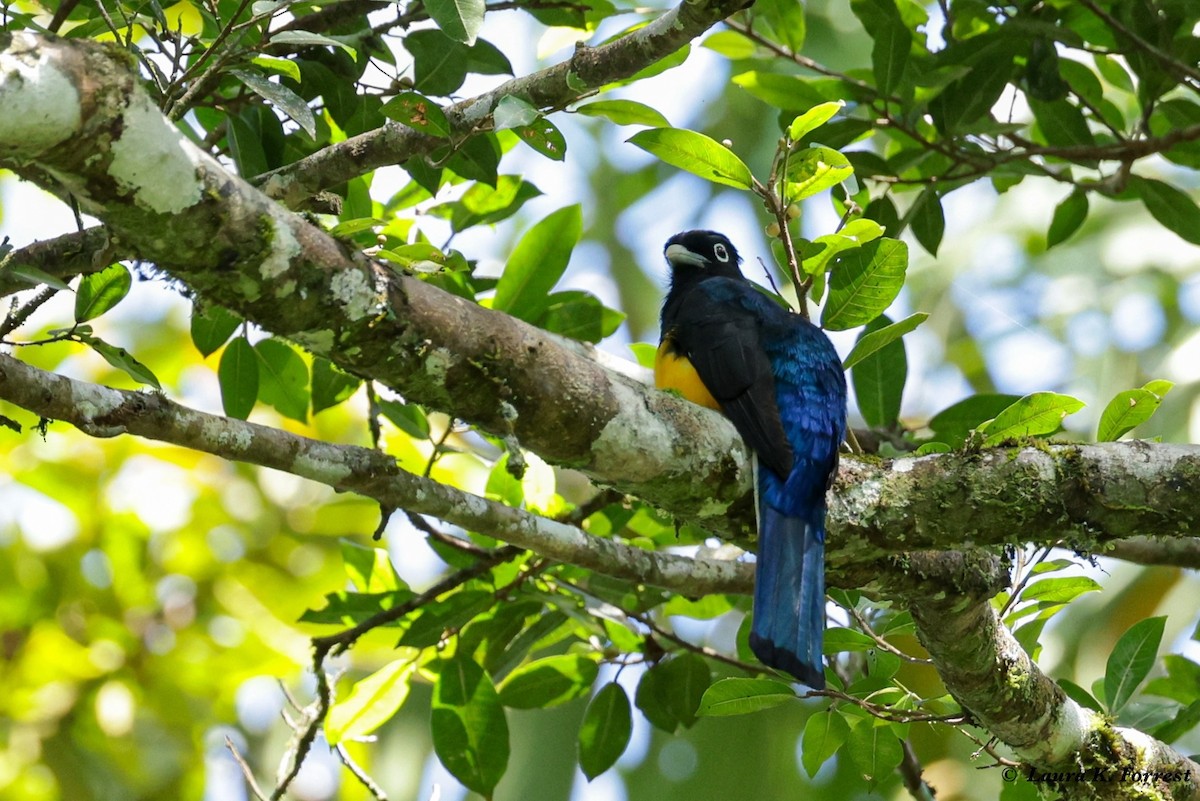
[663,230,745,283]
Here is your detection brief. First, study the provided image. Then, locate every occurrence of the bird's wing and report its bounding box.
[671,282,794,477]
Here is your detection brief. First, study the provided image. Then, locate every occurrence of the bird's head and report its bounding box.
[663,230,745,283]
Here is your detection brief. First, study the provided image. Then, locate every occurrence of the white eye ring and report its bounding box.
[713,243,730,262]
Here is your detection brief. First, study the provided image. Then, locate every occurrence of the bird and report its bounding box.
[655,230,847,689]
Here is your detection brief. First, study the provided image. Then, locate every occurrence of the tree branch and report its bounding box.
[0,351,753,595]
[256,0,753,207]
[4,33,1199,556]
[910,591,1200,801]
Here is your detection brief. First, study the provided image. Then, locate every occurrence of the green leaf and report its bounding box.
[299,589,415,625]
[218,336,258,419]
[801,709,851,777]
[492,204,582,322]
[1144,655,1200,704]
[660,653,711,728]
[635,662,680,733]
[1151,700,1200,744]
[785,146,854,202]
[1029,97,1095,150]
[731,71,837,110]
[190,304,242,358]
[342,540,402,592]
[696,677,795,717]
[851,315,906,429]
[821,238,908,331]
[1104,616,1166,715]
[515,118,567,161]
[787,101,845,141]
[928,394,1021,445]
[1020,577,1102,604]
[756,0,806,52]
[700,30,757,60]
[2,264,71,291]
[1097,381,1173,442]
[536,290,624,343]
[75,263,131,323]
[979,392,1085,446]
[326,660,415,745]
[1048,189,1089,247]
[1058,679,1103,712]
[497,654,599,709]
[846,723,904,787]
[425,0,484,44]
[1131,177,1200,245]
[381,92,451,137]
[575,100,669,127]
[254,338,310,422]
[378,399,430,439]
[250,54,301,83]
[445,133,500,186]
[800,218,884,276]
[493,95,540,129]
[911,188,944,256]
[431,656,510,797]
[311,358,361,414]
[842,312,927,369]
[870,13,910,96]
[398,591,494,648]
[627,128,753,190]
[269,30,357,59]
[578,682,631,780]
[823,626,876,653]
[405,29,469,95]
[77,334,161,390]
[231,68,316,139]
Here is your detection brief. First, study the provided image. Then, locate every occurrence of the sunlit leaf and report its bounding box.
[980,392,1085,446]
[576,100,669,127]
[821,239,908,330]
[842,312,927,369]
[326,660,415,744]
[785,146,854,201]
[75,263,131,322]
[627,128,753,189]
[787,101,845,141]
[1097,381,1173,442]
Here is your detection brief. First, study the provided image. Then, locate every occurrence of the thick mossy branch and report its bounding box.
[911,594,1200,801]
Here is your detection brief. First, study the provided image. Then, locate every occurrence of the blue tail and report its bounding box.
[749,505,826,689]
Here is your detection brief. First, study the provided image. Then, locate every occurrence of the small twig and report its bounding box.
[847,604,933,665]
[898,739,937,801]
[224,735,270,801]
[336,743,390,801]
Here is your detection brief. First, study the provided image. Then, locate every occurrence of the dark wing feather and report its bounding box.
[670,286,794,477]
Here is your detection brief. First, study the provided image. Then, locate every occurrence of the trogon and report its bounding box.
[655,230,847,689]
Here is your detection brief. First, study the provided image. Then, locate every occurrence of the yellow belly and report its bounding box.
[654,339,721,411]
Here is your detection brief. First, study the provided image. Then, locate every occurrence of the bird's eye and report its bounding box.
[713,243,730,262]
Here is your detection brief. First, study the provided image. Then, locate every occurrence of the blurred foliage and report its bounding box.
[1,0,1200,799]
